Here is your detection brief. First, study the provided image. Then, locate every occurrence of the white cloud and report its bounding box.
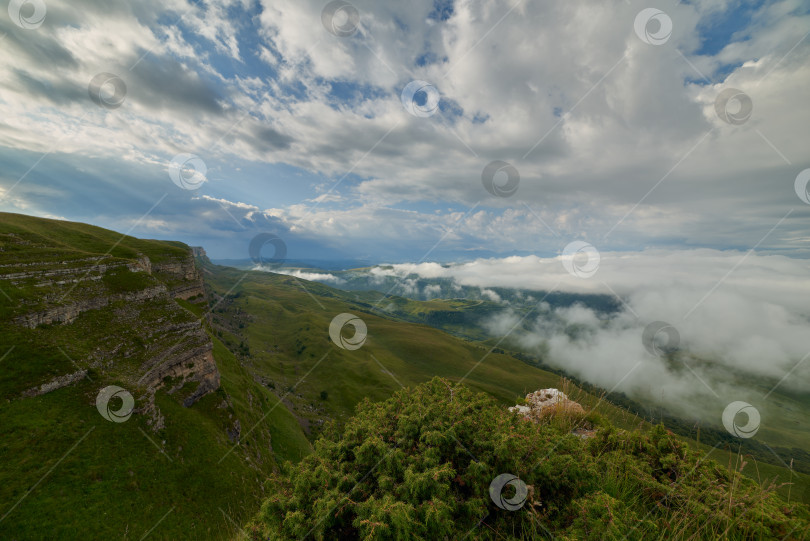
[480,288,502,303]
[1,0,809,259]
[424,283,442,298]
[372,249,810,414]
[270,269,344,284]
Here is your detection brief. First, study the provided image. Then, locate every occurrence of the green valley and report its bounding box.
[1,213,808,539]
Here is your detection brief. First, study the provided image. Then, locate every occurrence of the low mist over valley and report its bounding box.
[255,250,810,425]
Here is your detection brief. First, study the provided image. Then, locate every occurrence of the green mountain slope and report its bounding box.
[0,213,311,539]
[201,262,646,436]
[1,213,807,539]
[205,263,810,505]
[1,213,638,538]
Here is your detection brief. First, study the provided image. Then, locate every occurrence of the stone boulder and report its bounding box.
[509,388,585,422]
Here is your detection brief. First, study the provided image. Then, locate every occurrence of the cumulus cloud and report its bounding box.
[1,0,809,260]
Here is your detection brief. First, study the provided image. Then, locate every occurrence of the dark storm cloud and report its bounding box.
[249,125,295,152]
[127,55,226,116]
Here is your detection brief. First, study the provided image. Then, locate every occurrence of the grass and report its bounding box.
[0,212,188,265]
[202,264,648,439]
[1,213,807,539]
[0,320,312,539]
[0,213,312,539]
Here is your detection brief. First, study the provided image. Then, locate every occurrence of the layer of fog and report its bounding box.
[370,250,810,423]
[253,267,345,284]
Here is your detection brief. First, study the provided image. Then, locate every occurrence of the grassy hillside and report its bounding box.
[0,212,189,263]
[201,262,648,436]
[0,213,312,539]
[319,286,810,491]
[203,262,810,506]
[0,342,310,538]
[1,213,807,539]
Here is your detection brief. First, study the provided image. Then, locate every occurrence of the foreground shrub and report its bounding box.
[247,378,810,540]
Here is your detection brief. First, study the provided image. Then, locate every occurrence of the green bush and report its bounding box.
[247,378,810,540]
[101,268,155,293]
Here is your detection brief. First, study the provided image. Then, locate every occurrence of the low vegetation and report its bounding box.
[248,378,810,540]
[2,214,807,539]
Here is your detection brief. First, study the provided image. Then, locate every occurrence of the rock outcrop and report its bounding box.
[13,285,168,328]
[138,340,220,407]
[509,388,597,439]
[509,388,586,421]
[2,233,219,408]
[22,370,89,398]
[153,255,205,298]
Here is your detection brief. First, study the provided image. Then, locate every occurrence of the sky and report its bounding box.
[1,0,809,432]
[0,0,809,264]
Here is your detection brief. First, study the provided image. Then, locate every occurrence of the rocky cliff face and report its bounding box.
[1,231,219,410]
[153,255,206,299]
[13,285,168,328]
